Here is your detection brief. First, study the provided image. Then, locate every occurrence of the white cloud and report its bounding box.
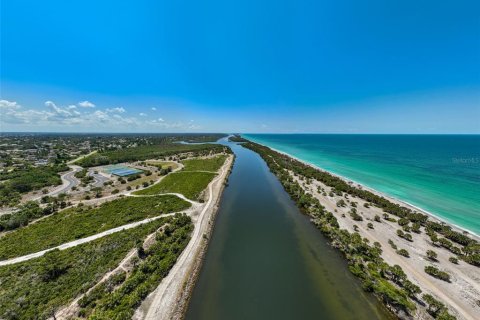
[78,101,95,108]
[106,107,126,113]
[0,100,21,109]
[0,99,202,132]
[151,107,157,111]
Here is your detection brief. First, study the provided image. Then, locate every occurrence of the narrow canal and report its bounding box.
[185,139,392,320]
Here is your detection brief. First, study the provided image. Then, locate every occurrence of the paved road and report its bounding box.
[88,170,110,188]
[31,165,82,201]
[49,165,82,196]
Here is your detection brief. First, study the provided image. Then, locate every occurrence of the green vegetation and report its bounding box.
[427,250,438,261]
[449,257,458,264]
[77,143,228,167]
[424,266,451,282]
[388,239,398,250]
[349,208,363,221]
[422,294,456,319]
[397,229,413,242]
[146,160,179,170]
[0,195,190,259]
[397,249,410,258]
[182,155,226,172]
[0,164,68,207]
[0,201,57,232]
[78,214,192,319]
[228,134,249,143]
[242,141,459,318]
[0,215,191,320]
[133,171,216,200]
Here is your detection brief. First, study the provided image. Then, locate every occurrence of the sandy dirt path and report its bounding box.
[136,155,232,320]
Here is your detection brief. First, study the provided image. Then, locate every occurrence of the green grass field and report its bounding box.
[0,215,191,320]
[0,195,190,260]
[181,155,227,172]
[133,171,216,200]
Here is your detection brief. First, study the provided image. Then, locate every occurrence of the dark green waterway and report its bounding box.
[185,139,393,320]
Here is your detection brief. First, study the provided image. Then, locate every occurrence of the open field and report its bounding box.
[77,144,228,167]
[181,155,227,172]
[0,195,190,260]
[0,216,191,320]
[133,171,216,201]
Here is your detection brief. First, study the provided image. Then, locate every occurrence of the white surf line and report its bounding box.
[142,156,231,320]
[0,211,184,267]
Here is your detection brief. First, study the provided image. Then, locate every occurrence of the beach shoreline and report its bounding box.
[243,140,480,320]
[251,141,479,240]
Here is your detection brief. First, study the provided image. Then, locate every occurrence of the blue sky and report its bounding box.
[1,0,479,133]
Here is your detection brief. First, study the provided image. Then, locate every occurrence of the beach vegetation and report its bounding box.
[426,250,438,261]
[388,239,397,250]
[397,249,410,258]
[449,257,458,264]
[424,266,450,282]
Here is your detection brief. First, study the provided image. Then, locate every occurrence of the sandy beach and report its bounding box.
[265,145,480,239]
[259,145,480,320]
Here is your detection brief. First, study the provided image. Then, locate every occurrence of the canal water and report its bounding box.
[185,139,392,320]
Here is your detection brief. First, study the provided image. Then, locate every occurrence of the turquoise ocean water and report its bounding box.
[245,134,480,235]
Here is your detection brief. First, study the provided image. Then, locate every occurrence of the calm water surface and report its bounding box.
[186,139,392,320]
[245,134,480,235]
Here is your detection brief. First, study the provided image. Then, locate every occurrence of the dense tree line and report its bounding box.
[77,143,229,167]
[228,134,249,142]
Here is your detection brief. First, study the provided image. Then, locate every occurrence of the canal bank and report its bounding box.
[185,139,393,320]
